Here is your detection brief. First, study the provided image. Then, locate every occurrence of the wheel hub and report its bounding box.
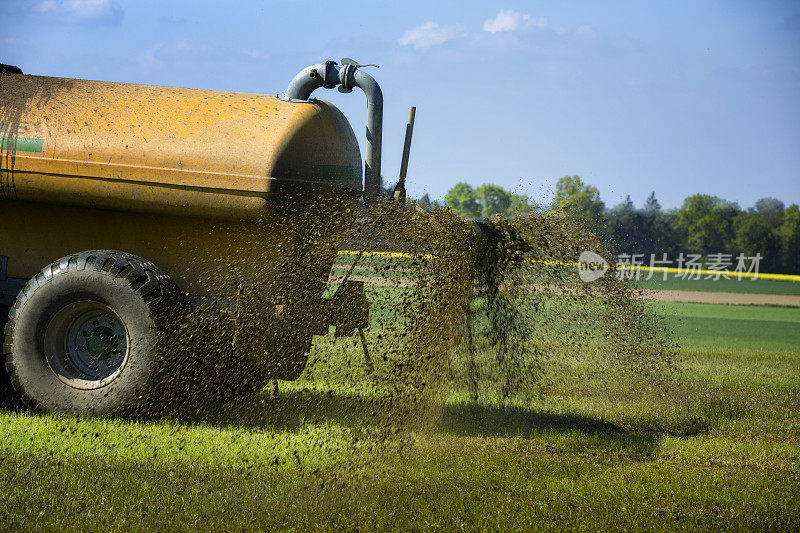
[44,301,129,389]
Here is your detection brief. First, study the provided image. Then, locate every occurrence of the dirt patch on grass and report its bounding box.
[642,289,800,307]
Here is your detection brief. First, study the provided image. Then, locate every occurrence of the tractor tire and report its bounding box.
[0,305,9,389]
[2,251,185,415]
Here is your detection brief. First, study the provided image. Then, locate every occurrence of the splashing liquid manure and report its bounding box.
[165,198,675,447]
[286,201,676,434]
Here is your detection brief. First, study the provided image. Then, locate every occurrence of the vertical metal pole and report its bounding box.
[393,106,416,204]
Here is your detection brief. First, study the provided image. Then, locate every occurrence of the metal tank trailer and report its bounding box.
[0,60,402,414]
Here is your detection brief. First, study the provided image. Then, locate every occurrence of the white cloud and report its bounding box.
[137,45,163,71]
[65,0,115,18]
[137,40,207,70]
[574,24,598,41]
[398,22,465,51]
[32,0,123,25]
[482,10,547,33]
[33,1,56,14]
[137,40,261,72]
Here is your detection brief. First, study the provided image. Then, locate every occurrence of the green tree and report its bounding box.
[644,191,660,214]
[553,175,604,219]
[780,204,800,274]
[475,184,511,218]
[734,212,781,272]
[754,197,785,228]
[552,175,607,233]
[674,194,740,256]
[640,191,680,257]
[509,194,534,217]
[444,182,481,219]
[608,195,645,253]
[445,183,534,219]
[416,193,431,210]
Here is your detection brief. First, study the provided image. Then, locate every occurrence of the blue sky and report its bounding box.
[2,0,798,209]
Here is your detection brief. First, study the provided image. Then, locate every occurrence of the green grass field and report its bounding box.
[658,301,800,351]
[1,296,799,530]
[636,274,800,295]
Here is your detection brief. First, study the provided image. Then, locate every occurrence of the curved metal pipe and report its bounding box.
[352,69,382,202]
[283,62,335,101]
[284,61,382,202]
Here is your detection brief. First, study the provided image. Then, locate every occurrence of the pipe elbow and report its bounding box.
[352,70,383,108]
[283,62,339,100]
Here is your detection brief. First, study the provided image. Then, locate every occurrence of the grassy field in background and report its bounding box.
[636,274,800,295]
[657,301,800,351]
[1,292,799,529]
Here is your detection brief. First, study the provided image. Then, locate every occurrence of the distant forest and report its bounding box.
[409,176,800,275]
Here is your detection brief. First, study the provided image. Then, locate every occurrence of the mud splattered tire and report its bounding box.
[0,306,9,389]
[2,251,184,415]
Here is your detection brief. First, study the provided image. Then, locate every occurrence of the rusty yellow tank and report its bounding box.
[0,74,362,218]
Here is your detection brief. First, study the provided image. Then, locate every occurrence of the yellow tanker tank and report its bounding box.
[0,61,381,414]
[0,73,363,219]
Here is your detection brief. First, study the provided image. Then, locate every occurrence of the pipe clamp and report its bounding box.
[322,60,339,89]
[338,64,357,93]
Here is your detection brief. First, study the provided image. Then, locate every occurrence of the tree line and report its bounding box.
[435,177,800,274]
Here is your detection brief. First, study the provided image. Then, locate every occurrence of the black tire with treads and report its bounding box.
[0,305,9,389]
[2,251,184,415]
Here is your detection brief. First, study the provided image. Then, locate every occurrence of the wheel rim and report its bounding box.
[44,301,129,389]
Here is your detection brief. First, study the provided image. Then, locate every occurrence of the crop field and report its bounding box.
[659,301,800,351]
[636,274,800,296]
[1,283,799,531]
